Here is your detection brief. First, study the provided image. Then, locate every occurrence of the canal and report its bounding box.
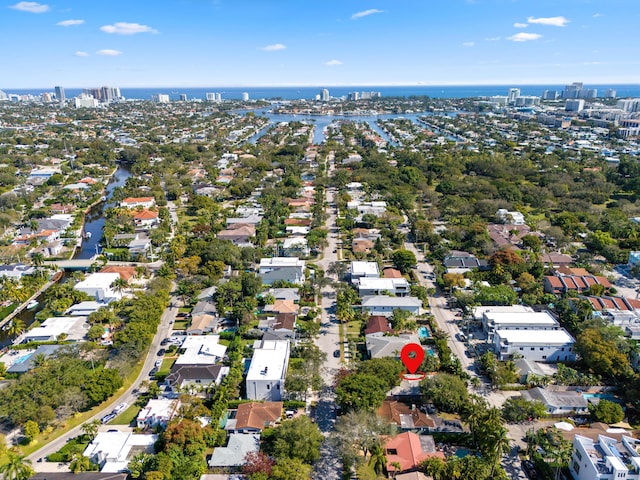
[75,163,133,259]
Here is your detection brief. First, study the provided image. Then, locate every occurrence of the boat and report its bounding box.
[83,231,92,239]
[26,300,39,311]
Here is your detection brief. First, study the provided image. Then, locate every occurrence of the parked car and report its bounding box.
[157,349,166,356]
[155,360,163,368]
[101,413,116,424]
[333,349,341,358]
[112,402,128,415]
[521,460,538,479]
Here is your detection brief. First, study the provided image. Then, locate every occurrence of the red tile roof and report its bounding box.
[234,402,283,431]
[365,316,393,335]
[384,432,444,473]
[133,209,159,220]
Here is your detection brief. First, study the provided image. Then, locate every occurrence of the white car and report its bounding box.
[112,402,128,415]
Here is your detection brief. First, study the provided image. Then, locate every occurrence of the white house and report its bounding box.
[74,272,122,302]
[493,329,576,362]
[350,261,380,283]
[361,296,422,318]
[120,197,155,209]
[136,399,181,430]
[20,316,88,343]
[258,257,305,285]
[174,335,227,365]
[358,277,410,297]
[482,310,559,342]
[84,432,157,472]
[246,339,290,401]
[522,387,588,416]
[496,208,526,225]
[0,264,36,280]
[472,305,534,321]
[570,434,640,480]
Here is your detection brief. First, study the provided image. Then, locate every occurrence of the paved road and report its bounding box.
[312,156,342,480]
[29,289,180,471]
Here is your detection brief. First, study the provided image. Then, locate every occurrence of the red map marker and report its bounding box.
[400,343,424,374]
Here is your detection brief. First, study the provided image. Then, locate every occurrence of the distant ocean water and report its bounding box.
[4,84,640,100]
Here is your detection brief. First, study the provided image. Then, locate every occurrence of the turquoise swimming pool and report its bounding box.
[582,393,619,403]
[418,326,430,339]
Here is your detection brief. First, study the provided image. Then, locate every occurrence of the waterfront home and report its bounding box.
[132,209,159,228]
[120,196,155,209]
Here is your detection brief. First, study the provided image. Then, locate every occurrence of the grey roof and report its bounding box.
[166,364,223,386]
[30,473,128,480]
[366,334,421,359]
[0,263,35,274]
[193,300,217,316]
[197,286,218,300]
[208,433,260,467]
[8,344,63,374]
[522,387,588,409]
[268,288,300,302]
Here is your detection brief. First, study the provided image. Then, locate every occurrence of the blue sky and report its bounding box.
[1,0,639,88]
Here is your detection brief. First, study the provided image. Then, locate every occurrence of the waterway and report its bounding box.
[75,164,133,259]
[241,111,438,145]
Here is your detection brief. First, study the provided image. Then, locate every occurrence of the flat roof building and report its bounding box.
[246,339,290,401]
[175,335,227,365]
[493,329,575,362]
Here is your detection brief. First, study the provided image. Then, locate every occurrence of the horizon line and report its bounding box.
[3,82,640,90]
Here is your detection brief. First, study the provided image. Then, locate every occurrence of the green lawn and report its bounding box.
[173,320,189,330]
[158,357,176,376]
[347,320,361,337]
[112,404,140,426]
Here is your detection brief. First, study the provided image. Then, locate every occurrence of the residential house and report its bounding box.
[217,224,256,246]
[570,434,640,480]
[496,208,526,225]
[522,387,588,416]
[265,299,298,315]
[358,277,410,297]
[261,288,300,303]
[384,432,444,474]
[352,238,374,253]
[84,432,157,473]
[0,264,35,280]
[136,399,181,430]
[246,339,290,401]
[165,364,228,393]
[225,401,283,433]
[540,252,574,267]
[366,334,422,359]
[487,223,532,249]
[208,433,260,469]
[226,214,263,226]
[281,237,310,257]
[472,305,534,322]
[133,210,159,229]
[50,203,75,214]
[99,266,137,283]
[377,400,435,430]
[493,329,576,362]
[382,267,403,278]
[350,261,380,283]
[74,272,121,302]
[443,252,489,274]
[364,316,393,336]
[481,310,560,342]
[258,257,306,285]
[544,274,612,295]
[175,336,227,365]
[20,316,88,343]
[30,473,127,480]
[186,314,218,335]
[395,473,433,480]
[361,296,422,318]
[120,197,155,209]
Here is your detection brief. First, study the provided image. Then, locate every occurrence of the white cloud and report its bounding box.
[462,42,475,47]
[351,9,383,20]
[260,43,286,51]
[9,2,49,13]
[96,49,122,56]
[507,32,542,42]
[527,16,569,27]
[513,22,528,28]
[485,37,501,41]
[100,22,158,35]
[74,51,89,57]
[57,19,84,26]
[324,59,343,66]
[592,13,602,18]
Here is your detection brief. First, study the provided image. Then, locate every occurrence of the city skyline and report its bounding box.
[1,0,639,88]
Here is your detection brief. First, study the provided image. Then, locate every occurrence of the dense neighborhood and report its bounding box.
[1,85,640,480]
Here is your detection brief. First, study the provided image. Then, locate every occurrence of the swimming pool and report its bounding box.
[425,347,435,357]
[14,353,32,364]
[418,326,431,339]
[582,393,620,403]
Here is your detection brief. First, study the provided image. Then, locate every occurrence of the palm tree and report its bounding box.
[369,441,387,476]
[0,449,34,480]
[81,419,101,441]
[69,454,92,473]
[7,319,26,338]
[110,277,129,297]
[489,426,511,478]
[31,252,44,269]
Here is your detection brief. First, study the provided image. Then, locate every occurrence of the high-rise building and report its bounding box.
[206,92,216,101]
[563,82,583,99]
[321,88,330,101]
[604,89,617,99]
[565,99,585,112]
[507,88,520,104]
[541,90,558,100]
[348,92,360,101]
[179,94,187,101]
[54,86,65,102]
[242,92,249,101]
[152,94,170,103]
